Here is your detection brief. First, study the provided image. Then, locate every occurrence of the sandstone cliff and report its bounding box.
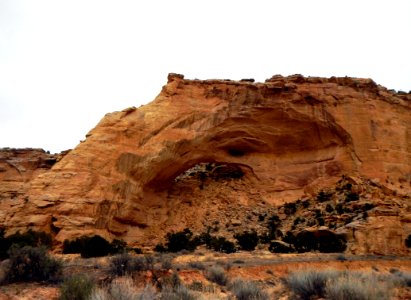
[1,74,410,254]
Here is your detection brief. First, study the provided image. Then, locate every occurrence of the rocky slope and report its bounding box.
[1,74,410,254]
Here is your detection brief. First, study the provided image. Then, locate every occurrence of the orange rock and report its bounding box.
[1,74,410,254]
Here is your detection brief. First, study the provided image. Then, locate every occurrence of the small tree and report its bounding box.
[234,231,259,251]
[165,228,196,252]
[209,237,236,253]
[62,235,125,258]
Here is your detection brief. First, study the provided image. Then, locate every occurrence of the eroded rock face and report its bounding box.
[0,148,62,229]
[1,74,411,254]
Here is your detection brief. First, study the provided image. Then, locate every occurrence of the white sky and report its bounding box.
[0,0,410,153]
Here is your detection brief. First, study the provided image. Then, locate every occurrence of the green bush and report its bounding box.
[229,279,269,300]
[234,231,259,251]
[209,236,236,253]
[165,228,197,252]
[0,228,52,260]
[5,246,62,283]
[192,231,212,247]
[60,274,95,300]
[63,235,126,258]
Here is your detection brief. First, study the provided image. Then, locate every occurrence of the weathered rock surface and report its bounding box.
[0,148,64,229]
[1,74,410,254]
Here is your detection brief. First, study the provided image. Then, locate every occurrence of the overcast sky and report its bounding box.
[1,0,410,153]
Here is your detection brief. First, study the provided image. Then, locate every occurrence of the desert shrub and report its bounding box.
[192,231,212,247]
[0,228,9,260]
[266,214,281,239]
[405,235,411,248]
[165,228,196,252]
[189,261,205,270]
[293,217,305,226]
[229,279,269,300]
[216,260,232,271]
[293,231,347,253]
[287,269,339,300]
[161,285,195,300]
[60,274,95,300]
[269,241,294,253]
[282,231,296,245]
[345,191,359,202]
[391,270,411,287]
[91,277,157,300]
[234,231,259,251]
[188,280,204,291]
[154,243,167,253]
[209,236,236,253]
[317,191,332,202]
[316,217,325,226]
[5,246,62,283]
[108,277,139,300]
[63,235,125,258]
[109,253,137,277]
[110,239,127,254]
[335,203,344,215]
[363,203,374,211]
[114,254,155,274]
[130,247,142,254]
[0,229,52,260]
[7,229,52,249]
[284,202,297,215]
[127,256,148,272]
[138,284,158,300]
[325,272,393,300]
[206,266,228,286]
[325,204,334,213]
[159,254,173,270]
[302,200,310,208]
[161,272,182,291]
[79,235,112,258]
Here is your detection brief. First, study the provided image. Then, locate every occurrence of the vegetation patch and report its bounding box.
[0,228,52,260]
[59,274,95,300]
[229,279,269,300]
[234,231,259,251]
[63,235,126,258]
[5,246,62,283]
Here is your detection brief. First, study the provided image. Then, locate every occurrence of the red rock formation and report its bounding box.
[1,74,410,254]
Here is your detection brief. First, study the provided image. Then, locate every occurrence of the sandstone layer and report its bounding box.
[1,74,410,254]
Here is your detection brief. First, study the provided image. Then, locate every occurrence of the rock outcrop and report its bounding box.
[1,74,410,254]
